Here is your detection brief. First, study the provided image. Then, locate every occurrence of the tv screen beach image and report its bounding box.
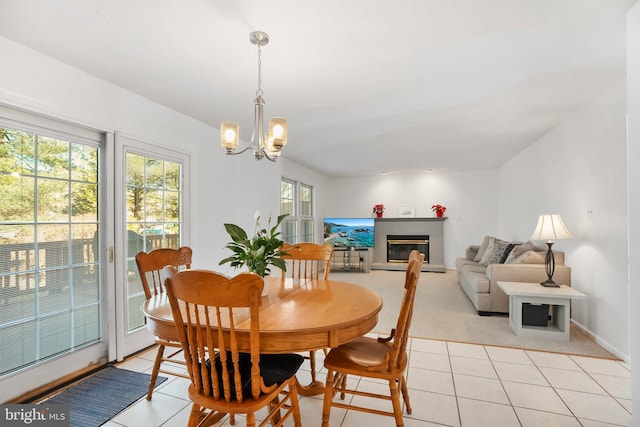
[323,218,375,248]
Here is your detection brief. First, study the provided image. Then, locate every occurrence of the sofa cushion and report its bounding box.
[461,263,487,274]
[455,257,478,270]
[513,250,546,264]
[473,236,492,262]
[504,240,536,263]
[463,271,490,293]
[480,238,511,266]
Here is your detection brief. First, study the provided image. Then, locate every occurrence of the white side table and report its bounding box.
[497,281,586,342]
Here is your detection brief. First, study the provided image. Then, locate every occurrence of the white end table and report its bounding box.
[497,281,586,342]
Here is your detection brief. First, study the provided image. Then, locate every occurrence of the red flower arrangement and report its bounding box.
[432,204,447,218]
[372,204,385,217]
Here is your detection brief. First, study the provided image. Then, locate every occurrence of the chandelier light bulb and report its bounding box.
[224,128,236,142]
[272,124,284,138]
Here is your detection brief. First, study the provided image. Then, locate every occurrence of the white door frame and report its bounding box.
[113,132,190,361]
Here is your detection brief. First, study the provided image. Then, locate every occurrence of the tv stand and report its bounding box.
[331,248,371,273]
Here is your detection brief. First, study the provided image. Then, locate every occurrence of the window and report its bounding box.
[125,152,183,332]
[280,179,314,244]
[0,123,103,376]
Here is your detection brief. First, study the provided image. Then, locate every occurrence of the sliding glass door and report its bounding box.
[0,112,190,400]
[0,108,110,401]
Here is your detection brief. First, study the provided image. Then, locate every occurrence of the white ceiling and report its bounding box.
[0,0,635,177]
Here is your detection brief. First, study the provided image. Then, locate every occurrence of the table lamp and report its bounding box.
[531,214,573,287]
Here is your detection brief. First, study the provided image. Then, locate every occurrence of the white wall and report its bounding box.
[498,80,629,360]
[324,170,498,267]
[0,35,284,275]
[626,1,639,422]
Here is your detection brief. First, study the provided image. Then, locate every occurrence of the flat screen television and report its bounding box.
[323,217,375,249]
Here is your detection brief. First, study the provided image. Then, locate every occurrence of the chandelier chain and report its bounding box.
[256,44,263,98]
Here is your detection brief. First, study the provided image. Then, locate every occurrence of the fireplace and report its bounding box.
[372,217,445,272]
[386,235,429,263]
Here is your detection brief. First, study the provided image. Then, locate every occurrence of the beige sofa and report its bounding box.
[455,237,571,314]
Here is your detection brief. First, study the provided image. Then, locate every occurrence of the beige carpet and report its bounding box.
[330,269,617,359]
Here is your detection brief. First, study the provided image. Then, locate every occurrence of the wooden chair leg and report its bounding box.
[246,412,256,427]
[309,350,317,382]
[339,373,347,400]
[147,344,165,400]
[399,375,412,414]
[322,369,335,427]
[389,379,404,427]
[289,379,302,427]
[269,394,282,425]
[187,403,203,427]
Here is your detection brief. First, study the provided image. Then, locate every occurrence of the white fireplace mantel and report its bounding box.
[372,217,446,272]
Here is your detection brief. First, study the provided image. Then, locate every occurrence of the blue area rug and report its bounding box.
[43,366,167,427]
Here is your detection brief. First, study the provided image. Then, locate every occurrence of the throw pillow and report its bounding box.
[504,240,536,264]
[500,243,518,263]
[473,235,493,262]
[478,237,496,265]
[480,238,511,266]
[513,250,545,264]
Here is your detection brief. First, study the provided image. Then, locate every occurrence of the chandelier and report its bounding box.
[220,31,288,161]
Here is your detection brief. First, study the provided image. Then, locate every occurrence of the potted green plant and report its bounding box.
[219,213,289,277]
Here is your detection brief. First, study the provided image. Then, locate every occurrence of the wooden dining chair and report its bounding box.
[164,267,304,427]
[281,242,333,383]
[321,250,425,427]
[282,243,333,281]
[135,246,193,400]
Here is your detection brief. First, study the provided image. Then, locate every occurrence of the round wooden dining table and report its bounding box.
[141,275,383,396]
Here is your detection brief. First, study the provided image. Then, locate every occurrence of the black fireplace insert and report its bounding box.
[386,235,429,263]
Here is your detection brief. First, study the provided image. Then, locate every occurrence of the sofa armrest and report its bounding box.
[486,263,571,287]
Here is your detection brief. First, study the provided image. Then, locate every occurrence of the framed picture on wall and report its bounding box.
[398,206,415,217]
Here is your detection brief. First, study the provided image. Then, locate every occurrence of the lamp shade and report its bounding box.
[531,214,573,242]
[268,118,287,148]
[221,122,239,151]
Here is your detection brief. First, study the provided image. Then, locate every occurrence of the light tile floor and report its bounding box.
[104,337,632,426]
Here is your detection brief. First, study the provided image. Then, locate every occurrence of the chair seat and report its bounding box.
[324,337,407,376]
[204,352,304,399]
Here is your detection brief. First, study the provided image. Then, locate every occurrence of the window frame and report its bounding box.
[280,178,314,244]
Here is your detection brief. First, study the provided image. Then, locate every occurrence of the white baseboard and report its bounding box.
[571,319,630,363]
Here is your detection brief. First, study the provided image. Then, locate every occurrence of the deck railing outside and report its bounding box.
[0,233,179,296]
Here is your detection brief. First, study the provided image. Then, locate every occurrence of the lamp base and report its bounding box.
[540,279,561,288]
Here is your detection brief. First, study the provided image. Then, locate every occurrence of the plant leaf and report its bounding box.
[224,223,248,243]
